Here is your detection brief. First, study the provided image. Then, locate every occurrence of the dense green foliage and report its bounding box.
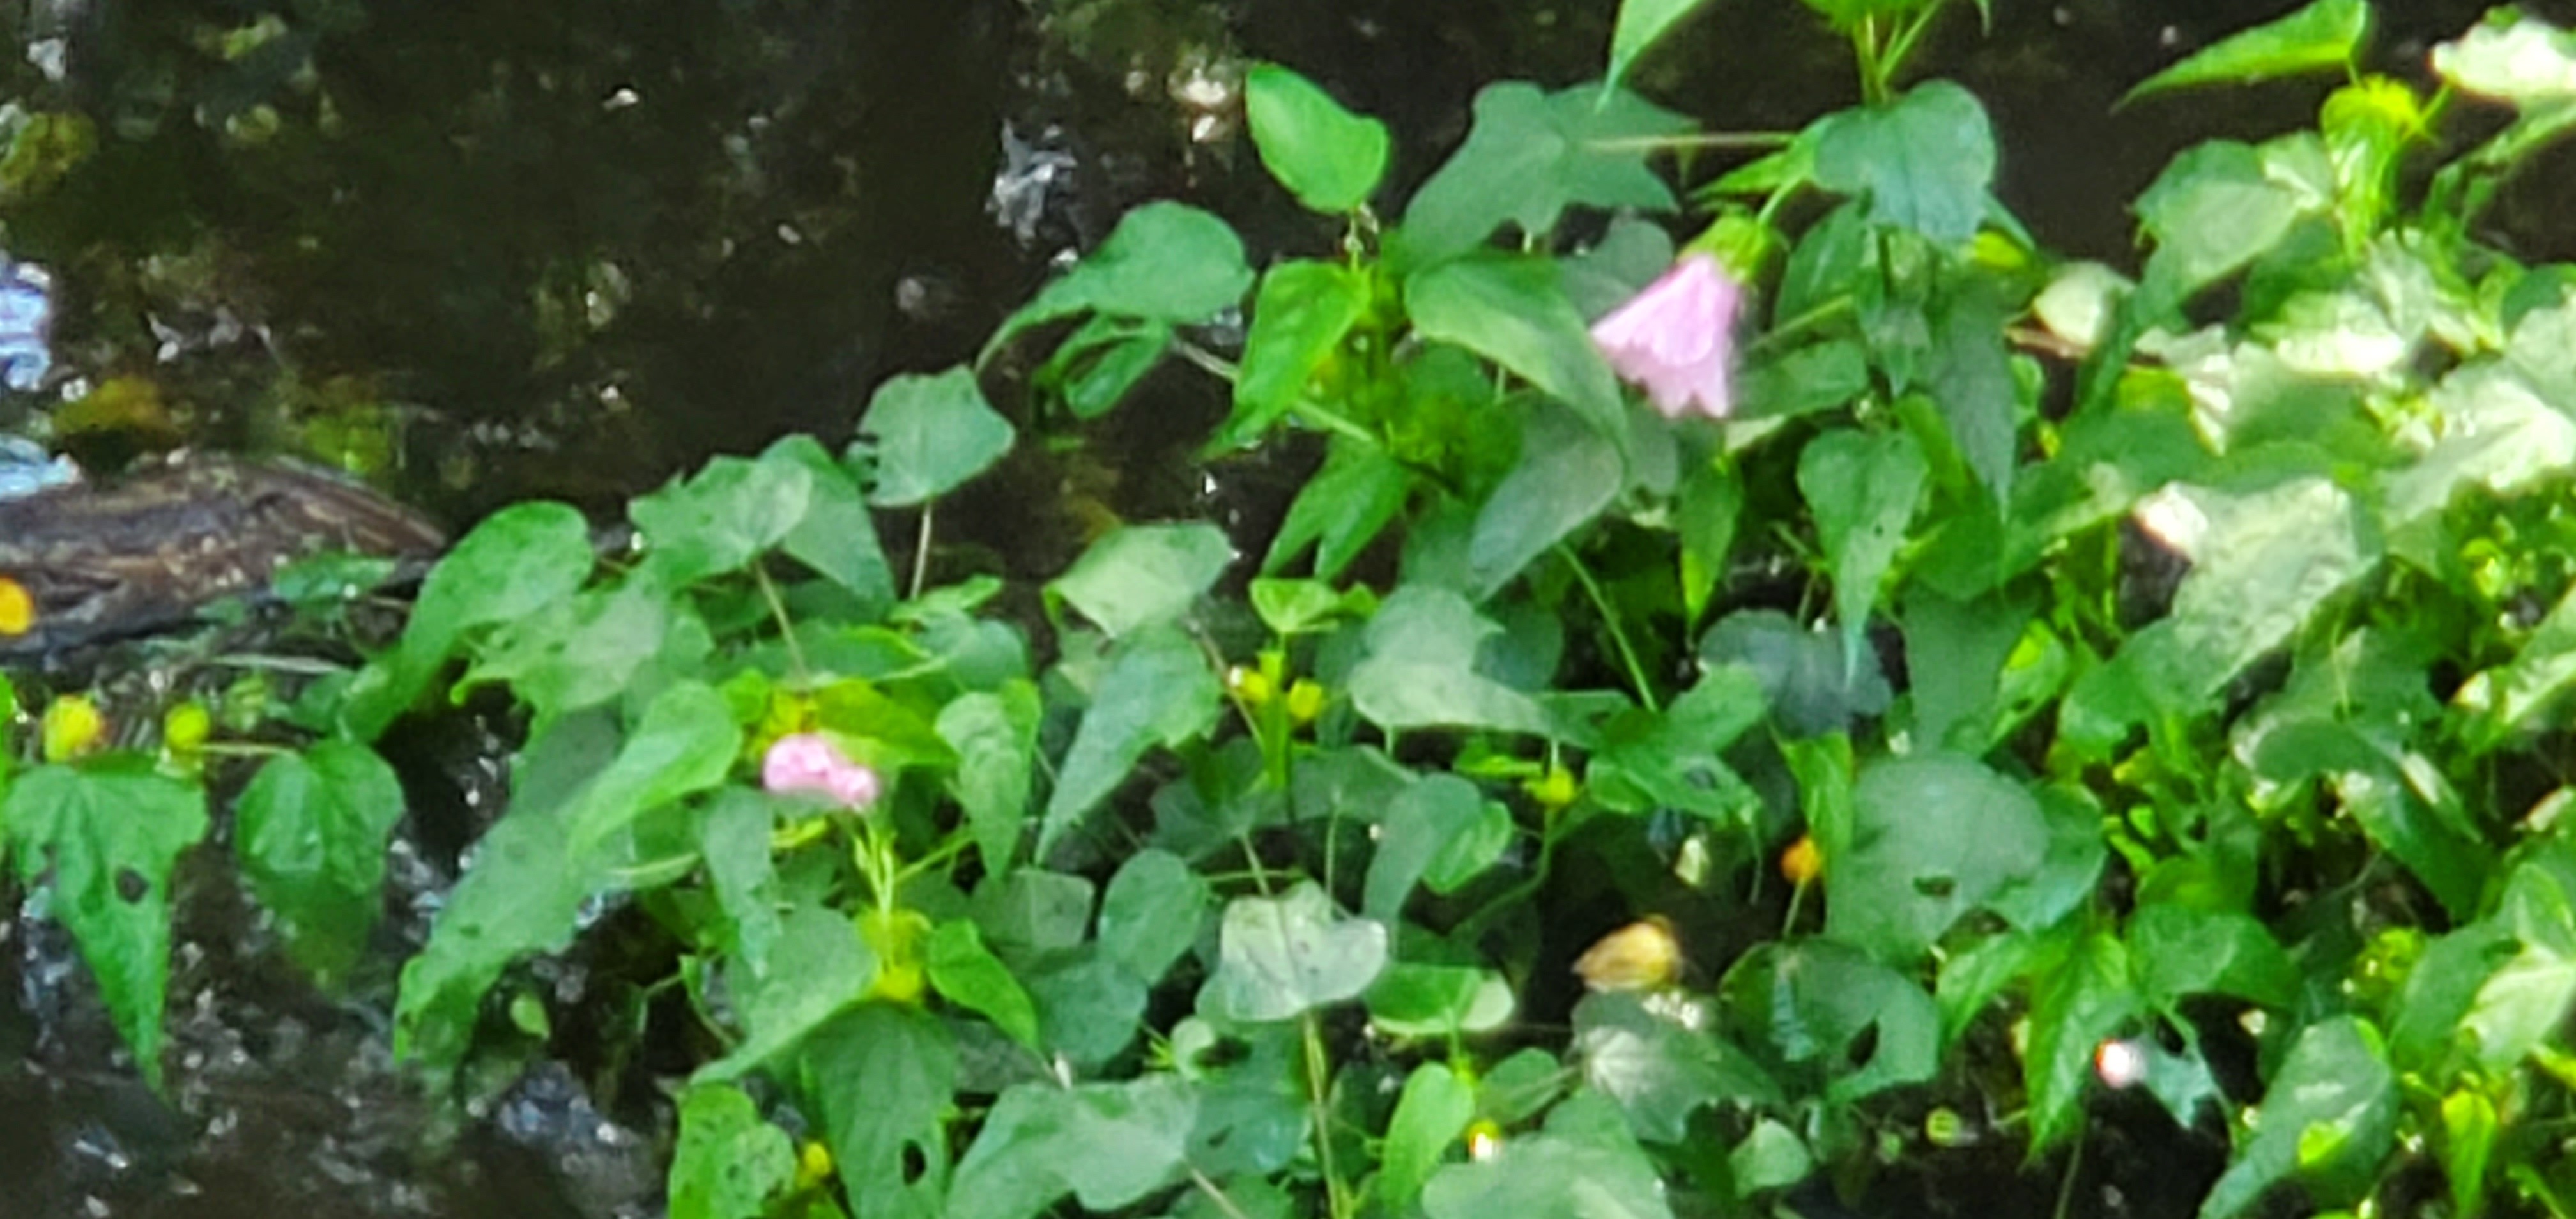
[23,0,2576,1215]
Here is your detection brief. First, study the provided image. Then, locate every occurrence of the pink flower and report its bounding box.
[762,732,882,809]
[1588,253,1744,421]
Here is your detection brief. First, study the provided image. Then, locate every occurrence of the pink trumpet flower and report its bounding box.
[1588,252,1745,421]
[762,732,882,809]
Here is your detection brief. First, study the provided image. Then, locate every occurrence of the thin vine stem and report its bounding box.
[1560,545,1660,714]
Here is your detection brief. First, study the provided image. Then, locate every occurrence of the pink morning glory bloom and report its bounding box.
[1588,252,1744,421]
[762,732,882,809]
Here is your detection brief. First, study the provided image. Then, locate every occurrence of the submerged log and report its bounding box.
[0,454,445,659]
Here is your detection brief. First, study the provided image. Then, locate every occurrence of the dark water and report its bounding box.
[1,0,2566,1216]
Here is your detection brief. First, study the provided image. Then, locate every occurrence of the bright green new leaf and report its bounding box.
[1381,1064,1475,1210]
[1048,523,1234,638]
[1245,64,1390,213]
[629,452,811,586]
[1812,81,1996,243]
[806,1003,956,1219]
[2124,0,2371,105]
[1830,753,2048,964]
[1225,260,1374,448]
[1347,586,1553,737]
[1363,774,1510,920]
[1203,880,1388,1023]
[1096,848,1209,983]
[1041,627,1222,858]
[986,202,1252,356]
[1407,254,1627,437]
[2200,1017,2396,1219]
[1400,82,1687,265]
[2,763,208,1090]
[857,367,1016,508]
[1575,992,1781,1143]
[1246,578,1376,637]
[1797,427,1928,684]
[928,919,1041,1049]
[936,683,1041,879]
[945,1077,1197,1219]
[1731,1120,1814,1193]
[1606,0,1713,91]
[1469,399,1622,598]
[236,741,406,988]
[669,1085,795,1219]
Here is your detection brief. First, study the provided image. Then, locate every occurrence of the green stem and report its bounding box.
[1187,1167,1256,1219]
[1171,338,1241,383]
[752,562,809,685]
[1302,1013,1354,1219]
[1560,546,1659,714]
[2051,1123,2086,1219]
[909,499,936,602]
[893,831,974,886]
[1878,1,1948,89]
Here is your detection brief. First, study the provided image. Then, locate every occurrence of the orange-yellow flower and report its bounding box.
[1780,834,1823,885]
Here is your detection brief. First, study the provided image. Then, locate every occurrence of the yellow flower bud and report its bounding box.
[859,908,931,1006]
[795,1138,835,1192]
[1284,678,1327,724]
[163,701,213,754]
[1526,765,1579,810]
[1227,665,1275,706]
[42,695,105,762]
[0,576,32,637]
